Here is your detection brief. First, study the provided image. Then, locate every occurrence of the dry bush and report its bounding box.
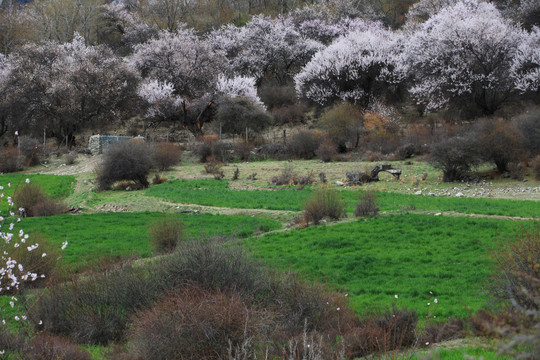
[490,225,540,312]
[315,139,338,163]
[32,198,68,217]
[0,327,25,354]
[271,165,299,186]
[344,306,418,358]
[232,167,240,180]
[148,215,185,254]
[421,317,464,345]
[157,237,268,296]
[303,187,346,225]
[14,183,66,217]
[318,103,363,152]
[30,264,159,345]
[354,191,379,218]
[127,286,262,360]
[204,157,225,180]
[512,106,540,156]
[232,142,255,161]
[24,333,91,360]
[153,142,182,171]
[193,138,231,163]
[65,152,77,165]
[272,103,307,125]
[0,146,23,173]
[259,83,296,109]
[96,141,153,190]
[10,232,61,289]
[367,151,385,162]
[531,154,540,180]
[287,130,321,159]
[17,135,42,166]
[474,118,524,173]
[429,135,481,182]
[151,174,168,185]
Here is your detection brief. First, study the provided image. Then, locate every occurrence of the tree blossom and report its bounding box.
[216,75,264,107]
[511,26,540,93]
[295,27,405,107]
[405,0,527,114]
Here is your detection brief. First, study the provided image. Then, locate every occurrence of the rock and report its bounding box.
[336,181,344,186]
[434,212,442,216]
[455,192,464,197]
[415,190,422,195]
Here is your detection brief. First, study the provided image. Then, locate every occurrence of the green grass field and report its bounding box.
[18,212,280,272]
[146,179,540,217]
[247,214,534,320]
[0,174,76,213]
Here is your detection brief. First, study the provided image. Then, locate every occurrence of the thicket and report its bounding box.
[95,141,153,190]
[14,183,67,217]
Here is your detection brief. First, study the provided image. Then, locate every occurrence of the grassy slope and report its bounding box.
[146,179,540,217]
[247,214,534,320]
[19,212,280,272]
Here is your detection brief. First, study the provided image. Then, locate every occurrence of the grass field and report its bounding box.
[18,212,280,272]
[247,214,534,320]
[0,174,75,212]
[145,179,540,217]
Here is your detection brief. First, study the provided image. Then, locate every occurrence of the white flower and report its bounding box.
[14,316,20,321]
[427,302,430,306]
[25,178,30,184]
[434,298,438,303]
[61,241,68,250]
[336,307,340,311]
[395,294,398,299]
[41,253,47,257]
[14,131,18,136]
[425,342,429,346]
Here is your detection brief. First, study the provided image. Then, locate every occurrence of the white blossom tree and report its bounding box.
[294,27,405,108]
[405,0,527,115]
[208,15,323,85]
[132,28,228,135]
[512,26,540,93]
[4,35,140,145]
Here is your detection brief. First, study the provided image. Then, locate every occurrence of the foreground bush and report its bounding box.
[14,183,66,217]
[127,286,262,359]
[95,141,153,190]
[152,142,182,171]
[303,187,346,225]
[24,333,91,360]
[148,215,185,253]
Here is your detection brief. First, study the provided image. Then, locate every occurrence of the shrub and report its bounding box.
[17,135,42,166]
[10,232,61,289]
[215,96,273,137]
[270,165,299,186]
[259,83,296,109]
[203,158,225,180]
[0,327,24,354]
[287,130,321,159]
[232,142,255,161]
[315,139,338,162]
[31,264,159,345]
[151,174,168,185]
[344,306,418,357]
[14,183,66,217]
[303,187,346,225]
[490,225,540,312]
[156,237,268,296]
[474,118,523,173]
[127,286,261,360]
[354,191,379,218]
[192,138,231,163]
[531,155,540,180]
[95,141,153,191]
[148,215,185,254]
[271,104,307,125]
[153,142,182,171]
[318,102,363,152]
[512,106,540,156]
[65,152,77,165]
[0,146,23,173]
[24,333,91,360]
[429,135,481,182]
